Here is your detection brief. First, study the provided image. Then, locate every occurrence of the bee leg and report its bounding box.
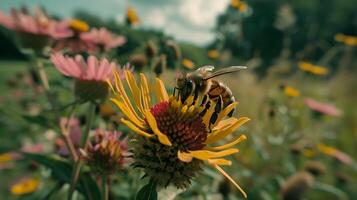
[173,87,179,97]
[227,108,235,117]
[227,97,236,117]
[209,95,223,126]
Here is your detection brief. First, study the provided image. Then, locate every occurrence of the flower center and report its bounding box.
[150,101,208,151]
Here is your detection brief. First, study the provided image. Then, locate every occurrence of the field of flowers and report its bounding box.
[0,1,356,200]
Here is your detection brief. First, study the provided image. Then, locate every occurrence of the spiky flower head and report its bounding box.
[80,130,128,175]
[108,70,250,197]
[50,53,123,102]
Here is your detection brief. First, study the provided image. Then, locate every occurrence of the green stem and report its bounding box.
[102,176,109,200]
[80,103,96,147]
[68,103,96,200]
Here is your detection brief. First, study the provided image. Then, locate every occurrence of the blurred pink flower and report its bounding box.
[80,27,126,51]
[50,53,116,81]
[52,38,97,53]
[0,8,72,39]
[304,98,343,117]
[56,118,82,156]
[333,150,353,165]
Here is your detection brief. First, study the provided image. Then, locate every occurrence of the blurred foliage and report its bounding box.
[0,1,356,199]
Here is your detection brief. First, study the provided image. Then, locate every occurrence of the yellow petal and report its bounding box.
[213,102,238,128]
[125,70,144,114]
[110,98,145,129]
[106,79,115,94]
[181,105,188,113]
[144,110,172,146]
[213,164,247,198]
[140,73,151,109]
[206,117,250,144]
[121,118,154,138]
[155,78,169,102]
[113,72,144,122]
[178,151,193,162]
[213,118,239,131]
[207,158,232,166]
[206,135,247,151]
[184,149,239,161]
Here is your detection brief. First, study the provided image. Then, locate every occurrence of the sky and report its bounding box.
[0,0,230,46]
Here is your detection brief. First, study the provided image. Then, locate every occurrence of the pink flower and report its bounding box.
[80,27,126,51]
[304,98,343,117]
[333,150,354,165]
[50,53,116,81]
[81,130,128,175]
[0,8,72,39]
[52,37,97,53]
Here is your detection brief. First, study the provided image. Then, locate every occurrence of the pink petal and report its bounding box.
[86,56,97,80]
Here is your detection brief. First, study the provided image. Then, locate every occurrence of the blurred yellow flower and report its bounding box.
[317,143,337,156]
[100,102,117,118]
[334,33,357,46]
[126,6,140,26]
[208,50,220,59]
[284,86,300,97]
[309,66,329,75]
[69,19,89,32]
[298,62,329,76]
[182,58,195,69]
[11,178,40,195]
[302,149,316,158]
[0,153,13,162]
[231,0,249,12]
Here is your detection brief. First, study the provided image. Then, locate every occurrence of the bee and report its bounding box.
[175,65,247,125]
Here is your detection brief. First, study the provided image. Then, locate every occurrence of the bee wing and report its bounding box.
[203,66,247,80]
[197,65,215,72]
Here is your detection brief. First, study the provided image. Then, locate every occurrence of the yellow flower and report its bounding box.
[298,62,313,72]
[182,58,195,69]
[69,19,89,32]
[317,143,337,156]
[0,153,13,162]
[309,66,329,75]
[334,33,357,46]
[99,102,117,118]
[302,149,316,158]
[11,178,40,195]
[208,50,220,59]
[334,34,345,43]
[284,86,300,97]
[298,62,329,76]
[231,0,249,12]
[108,70,249,197]
[126,6,140,26]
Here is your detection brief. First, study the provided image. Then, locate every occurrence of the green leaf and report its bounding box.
[22,153,101,200]
[135,179,158,200]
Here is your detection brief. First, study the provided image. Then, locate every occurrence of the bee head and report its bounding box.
[176,72,187,89]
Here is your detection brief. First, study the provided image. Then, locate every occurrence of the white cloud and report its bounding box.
[133,0,230,45]
[178,0,229,29]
